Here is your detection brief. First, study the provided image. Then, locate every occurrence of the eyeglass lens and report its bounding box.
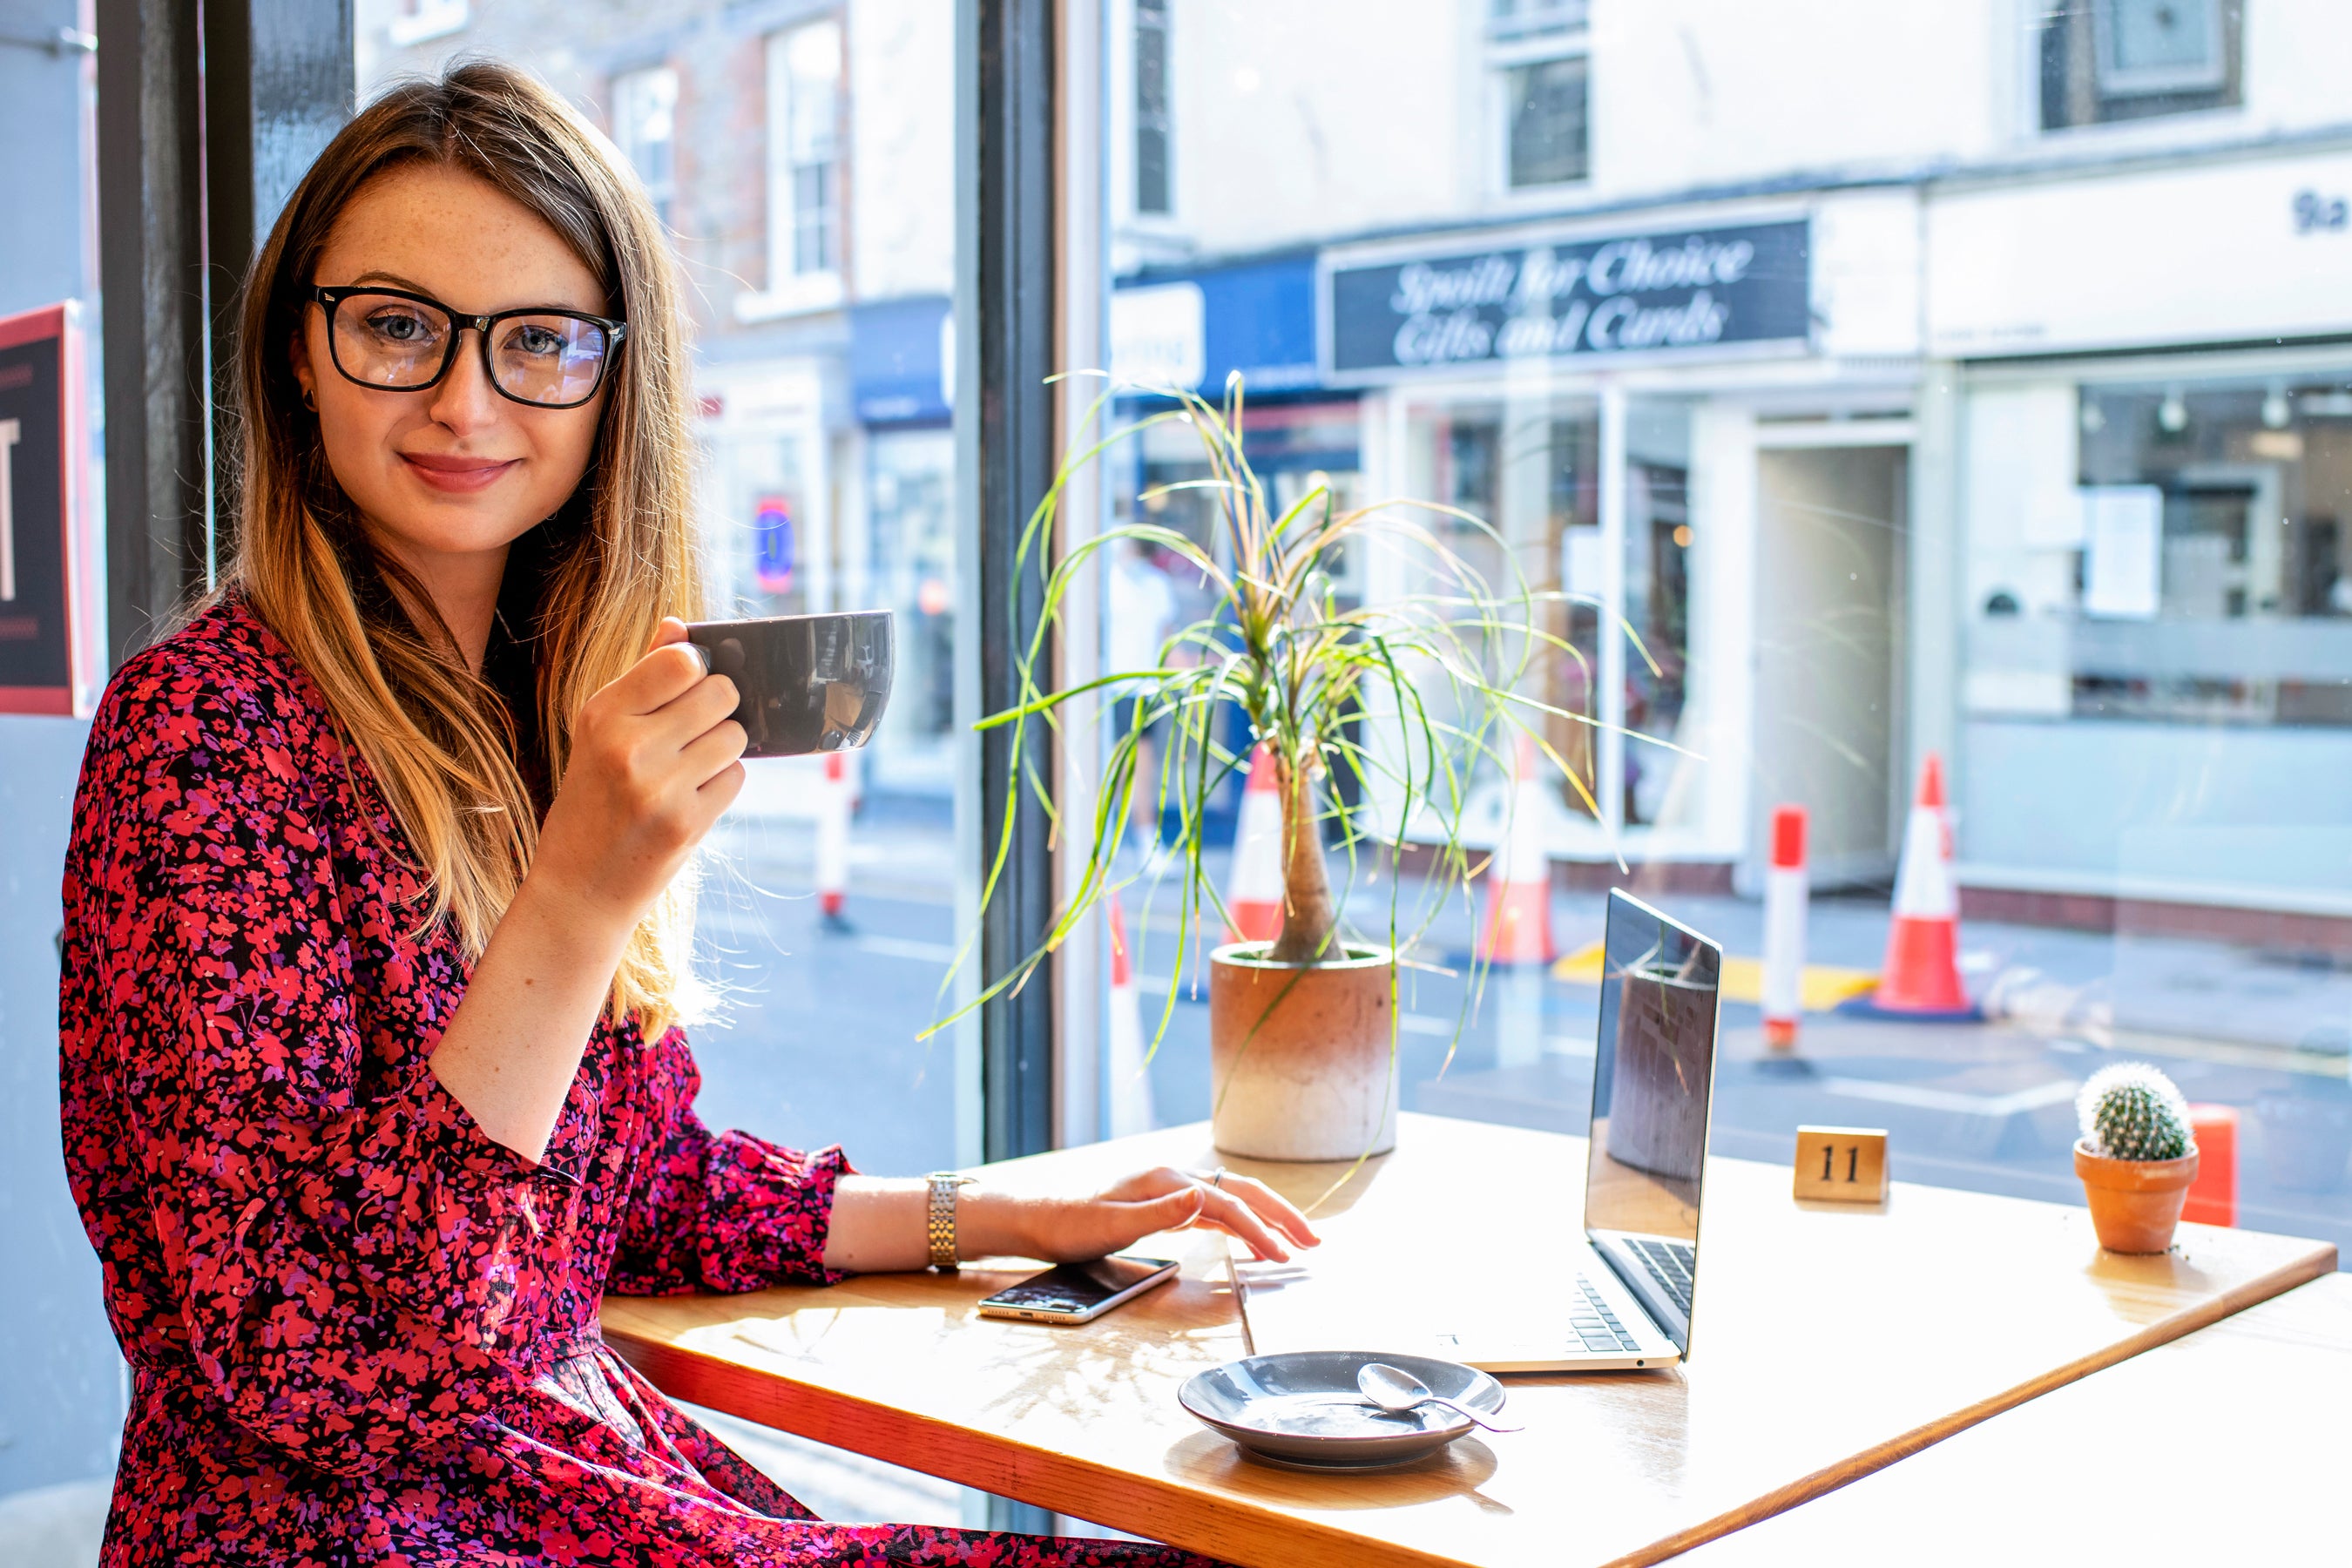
[329,292,611,406]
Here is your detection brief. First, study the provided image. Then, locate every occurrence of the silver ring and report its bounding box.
[1207,1166,1227,1189]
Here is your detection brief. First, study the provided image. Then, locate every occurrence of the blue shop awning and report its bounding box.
[849,295,951,426]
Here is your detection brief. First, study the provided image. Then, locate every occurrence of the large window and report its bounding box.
[2039,0,2242,131]
[1494,0,1589,190]
[610,64,679,230]
[1133,0,1172,216]
[355,0,967,1520]
[1090,0,2352,1283]
[769,19,843,286]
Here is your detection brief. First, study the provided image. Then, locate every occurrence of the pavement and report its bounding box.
[696,795,2352,1271]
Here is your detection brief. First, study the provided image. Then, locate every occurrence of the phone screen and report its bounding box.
[979,1256,1175,1315]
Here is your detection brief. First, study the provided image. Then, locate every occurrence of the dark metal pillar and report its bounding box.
[959,0,1060,1531]
[96,0,208,660]
[95,0,353,662]
[964,0,1058,1171]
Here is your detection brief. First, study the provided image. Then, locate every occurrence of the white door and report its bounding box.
[1751,445,1909,889]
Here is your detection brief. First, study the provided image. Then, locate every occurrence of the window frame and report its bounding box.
[1132,0,1173,221]
[1488,6,1592,199]
[740,14,848,322]
[2033,0,2245,137]
[2095,0,2229,98]
[608,63,679,233]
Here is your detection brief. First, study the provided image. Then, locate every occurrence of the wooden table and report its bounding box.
[601,1114,2335,1568]
[1665,1267,2352,1562]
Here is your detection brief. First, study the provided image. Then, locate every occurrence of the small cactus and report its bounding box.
[2077,1063,2193,1162]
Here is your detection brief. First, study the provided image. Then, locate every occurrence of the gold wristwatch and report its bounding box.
[923,1173,976,1271]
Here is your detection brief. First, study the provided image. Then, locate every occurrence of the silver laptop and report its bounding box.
[1428,889,1724,1371]
[1238,889,1724,1374]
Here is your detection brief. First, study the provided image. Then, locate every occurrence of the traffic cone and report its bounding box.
[1761,804,1808,1051]
[1226,744,1285,945]
[2184,1105,2237,1227]
[1861,754,1976,1018]
[1476,733,1556,966]
[1105,892,1156,1138]
[816,751,852,931]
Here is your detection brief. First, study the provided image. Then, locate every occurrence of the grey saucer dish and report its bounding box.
[1177,1351,1508,1471]
[686,610,893,759]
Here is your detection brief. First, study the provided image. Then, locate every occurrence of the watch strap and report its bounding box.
[924,1173,974,1270]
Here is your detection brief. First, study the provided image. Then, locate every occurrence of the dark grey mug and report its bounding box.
[685,610,894,759]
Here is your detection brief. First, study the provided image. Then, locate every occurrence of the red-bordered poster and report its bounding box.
[0,302,102,716]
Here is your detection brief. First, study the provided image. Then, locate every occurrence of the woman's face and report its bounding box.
[294,161,610,587]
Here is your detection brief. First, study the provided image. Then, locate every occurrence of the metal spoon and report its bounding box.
[1355,1362,1524,1434]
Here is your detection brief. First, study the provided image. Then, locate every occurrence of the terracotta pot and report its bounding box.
[2074,1140,2200,1254]
[1208,942,1396,1160]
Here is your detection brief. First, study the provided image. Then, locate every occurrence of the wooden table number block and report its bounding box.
[1794,1125,1889,1203]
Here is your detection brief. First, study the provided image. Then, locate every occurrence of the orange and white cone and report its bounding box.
[1225,744,1285,945]
[1861,754,1976,1018]
[816,751,853,930]
[1761,804,1808,1051]
[1105,892,1156,1138]
[1476,733,1556,966]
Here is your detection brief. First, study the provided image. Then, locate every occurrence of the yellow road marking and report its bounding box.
[1547,940,1877,1012]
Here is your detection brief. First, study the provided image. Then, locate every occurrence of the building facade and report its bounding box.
[1103,0,2352,946]
[362,0,2352,939]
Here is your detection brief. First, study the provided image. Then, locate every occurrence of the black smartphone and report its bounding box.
[975,1255,1180,1324]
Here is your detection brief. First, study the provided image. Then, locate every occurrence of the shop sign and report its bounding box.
[1324,219,1811,381]
[1112,255,1321,397]
[1111,280,1205,391]
[1929,148,2352,356]
[0,302,98,716]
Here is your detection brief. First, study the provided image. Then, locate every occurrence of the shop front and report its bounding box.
[848,295,959,795]
[1932,146,2352,936]
[1321,193,1924,887]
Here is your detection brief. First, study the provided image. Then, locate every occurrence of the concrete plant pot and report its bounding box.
[2074,1140,2200,1254]
[1208,942,1397,1160]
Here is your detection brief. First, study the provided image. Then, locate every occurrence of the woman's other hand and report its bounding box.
[534,618,746,929]
[970,1166,1321,1265]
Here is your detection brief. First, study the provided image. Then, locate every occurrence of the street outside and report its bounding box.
[690,797,2352,1269]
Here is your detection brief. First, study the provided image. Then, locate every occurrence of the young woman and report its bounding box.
[58,61,1313,1567]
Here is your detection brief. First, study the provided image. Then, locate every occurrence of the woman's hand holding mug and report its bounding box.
[534,618,747,930]
[430,619,744,1164]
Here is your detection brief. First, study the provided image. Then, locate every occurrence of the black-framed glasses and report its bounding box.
[308,284,627,409]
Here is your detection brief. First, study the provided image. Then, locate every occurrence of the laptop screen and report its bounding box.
[1583,889,1722,1355]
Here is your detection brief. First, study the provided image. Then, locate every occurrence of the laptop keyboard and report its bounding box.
[1571,1275,1641,1353]
[1631,1238,1696,1316]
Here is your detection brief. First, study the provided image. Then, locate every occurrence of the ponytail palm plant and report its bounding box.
[935,373,1654,1067]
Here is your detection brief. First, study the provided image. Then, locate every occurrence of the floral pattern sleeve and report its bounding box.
[607,1038,852,1294]
[84,656,557,1477]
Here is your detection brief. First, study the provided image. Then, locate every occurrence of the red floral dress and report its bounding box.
[59,600,1219,1568]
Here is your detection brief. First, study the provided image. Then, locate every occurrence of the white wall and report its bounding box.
[1142,0,2005,260]
[1585,0,2004,199]
[850,0,955,301]
[1148,0,1472,259]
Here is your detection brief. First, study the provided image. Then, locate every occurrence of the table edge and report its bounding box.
[1613,1239,2339,1568]
[602,1328,1473,1568]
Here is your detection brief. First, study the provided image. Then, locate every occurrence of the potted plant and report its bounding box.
[954,377,1629,1161]
[2073,1063,2200,1254]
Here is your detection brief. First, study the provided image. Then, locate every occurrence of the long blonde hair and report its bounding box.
[224,60,704,1035]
